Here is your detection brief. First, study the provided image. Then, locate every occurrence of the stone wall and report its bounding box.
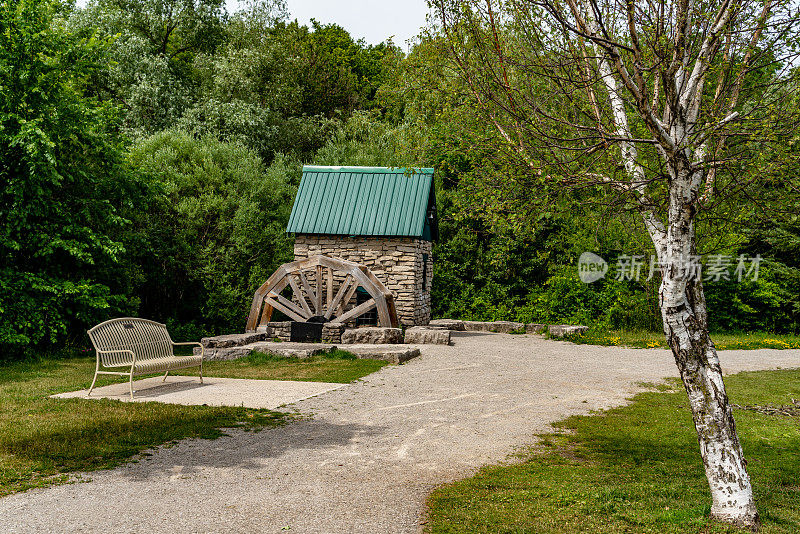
[294,235,432,326]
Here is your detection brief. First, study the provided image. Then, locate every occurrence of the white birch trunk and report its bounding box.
[658,165,759,530]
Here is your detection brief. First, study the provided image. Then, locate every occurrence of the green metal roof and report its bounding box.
[287,166,437,240]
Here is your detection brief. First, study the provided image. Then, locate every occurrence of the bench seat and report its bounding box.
[101,354,204,375]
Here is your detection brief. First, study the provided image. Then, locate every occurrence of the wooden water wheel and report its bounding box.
[246,255,399,331]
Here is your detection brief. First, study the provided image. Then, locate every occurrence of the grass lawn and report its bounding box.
[426,369,800,533]
[0,349,385,497]
[561,329,800,350]
[202,349,386,383]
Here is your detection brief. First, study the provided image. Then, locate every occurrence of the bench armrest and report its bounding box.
[96,348,137,369]
[97,348,136,357]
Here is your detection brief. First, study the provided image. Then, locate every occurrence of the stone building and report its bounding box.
[287,166,438,326]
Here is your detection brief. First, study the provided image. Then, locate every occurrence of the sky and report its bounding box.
[285,0,431,48]
[74,0,432,50]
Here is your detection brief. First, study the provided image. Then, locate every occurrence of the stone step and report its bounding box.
[201,332,270,349]
[428,319,576,336]
[198,341,419,364]
[461,320,525,333]
[345,345,420,364]
[341,327,404,345]
[404,326,451,345]
[547,325,589,337]
[428,319,466,331]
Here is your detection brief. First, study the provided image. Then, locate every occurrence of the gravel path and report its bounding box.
[3,333,800,533]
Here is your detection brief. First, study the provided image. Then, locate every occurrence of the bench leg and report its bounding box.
[162,371,169,382]
[87,367,99,397]
[129,373,135,400]
[199,361,203,384]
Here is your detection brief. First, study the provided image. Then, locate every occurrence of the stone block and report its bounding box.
[251,342,336,359]
[428,319,466,331]
[404,326,451,345]
[267,321,292,342]
[199,346,254,361]
[345,345,420,364]
[548,325,589,337]
[462,320,525,333]
[201,332,270,349]
[322,322,346,344]
[525,323,546,334]
[341,327,404,345]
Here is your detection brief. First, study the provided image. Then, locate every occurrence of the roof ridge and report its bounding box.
[302,165,434,174]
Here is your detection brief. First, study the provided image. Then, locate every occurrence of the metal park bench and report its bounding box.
[87,318,204,399]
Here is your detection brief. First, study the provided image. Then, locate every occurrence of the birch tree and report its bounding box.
[433,0,800,529]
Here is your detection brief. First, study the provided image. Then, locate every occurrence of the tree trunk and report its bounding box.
[658,175,759,530]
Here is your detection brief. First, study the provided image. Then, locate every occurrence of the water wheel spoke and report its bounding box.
[338,282,360,318]
[271,291,308,319]
[338,298,376,324]
[298,270,319,315]
[287,274,313,317]
[326,267,334,313]
[326,274,353,319]
[265,295,306,322]
[315,265,324,313]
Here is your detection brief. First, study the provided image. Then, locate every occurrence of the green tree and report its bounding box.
[0,0,135,357]
[68,0,227,135]
[181,18,403,162]
[126,131,296,338]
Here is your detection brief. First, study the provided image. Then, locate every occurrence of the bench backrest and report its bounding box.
[88,318,174,367]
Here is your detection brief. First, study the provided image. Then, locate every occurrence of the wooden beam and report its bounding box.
[246,266,286,331]
[348,267,396,327]
[338,281,360,317]
[259,301,273,326]
[290,256,323,271]
[315,265,323,314]
[326,274,353,319]
[298,270,319,315]
[271,292,308,320]
[265,296,306,322]
[326,267,333,313]
[337,298,376,324]
[287,274,313,317]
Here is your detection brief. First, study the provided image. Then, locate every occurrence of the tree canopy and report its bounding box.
[2,0,798,363]
[0,0,135,355]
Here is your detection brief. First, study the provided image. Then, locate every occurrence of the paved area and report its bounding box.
[3,333,800,534]
[52,376,345,409]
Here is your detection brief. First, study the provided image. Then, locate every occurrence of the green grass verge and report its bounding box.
[0,349,384,497]
[426,369,800,533]
[561,329,800,350]
[202,349,386,383]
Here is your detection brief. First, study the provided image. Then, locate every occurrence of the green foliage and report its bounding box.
[182,18,403,162]
[5,0,797,356]
[397,28,800,335]
[312,110,422,167]
[0,0,136,357]
[126,130,296,338]
[68,0,227,135]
